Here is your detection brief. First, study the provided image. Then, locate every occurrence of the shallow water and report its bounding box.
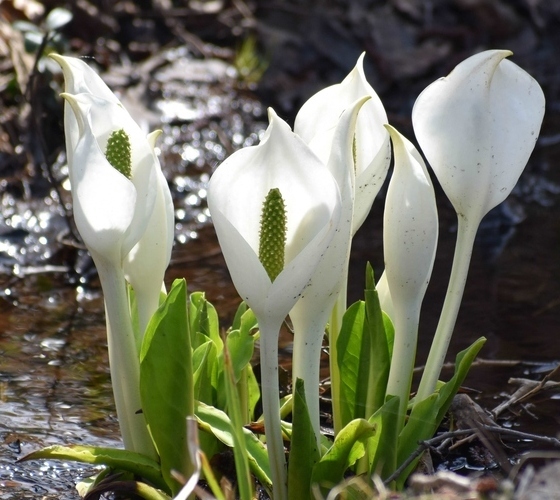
[2,55,560,498]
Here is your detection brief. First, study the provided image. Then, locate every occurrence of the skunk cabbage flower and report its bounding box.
[208,109,342,500]
[294,53,391,434]
[51,54,174,344]
[208,109,341,328]
[60,91,158,459]
[382,125,438,423]
[294,52,391,234]
[51,54,175,460]
[61,93,158,263]
[412,50,545,400]
[290,96,369,444]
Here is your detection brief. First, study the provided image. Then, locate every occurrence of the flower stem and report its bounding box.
[258,318,287,500]
[94,253,157,460]
[291,318,323,450]
[385,302,421,430]
[416,215,479,402]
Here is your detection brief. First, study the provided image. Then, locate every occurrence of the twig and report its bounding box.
[492,365,560,417]
[384,424,560,486]
[413,357,542,374]
[516,363,560,404]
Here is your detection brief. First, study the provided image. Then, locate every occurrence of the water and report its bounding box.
[2,53,560,497]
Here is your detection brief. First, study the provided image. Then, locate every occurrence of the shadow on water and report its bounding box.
[2,54,560,499]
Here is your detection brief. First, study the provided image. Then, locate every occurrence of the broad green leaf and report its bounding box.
[239,306,258,335]
[383,311,395,360]
[337,301,368,426]
[246,364,260,421]
[226,307,258,381]
[21,445,166,491]
[395,337,485,488]
[189,291,222,350]
[364,263,391,417]
[435,337,486,424]
[395,393,438,488]
[223,346,253,500]
[311,418,375,493]
[226,329,255,383]
[193,340,218,405]
[367,396,399,481]
[231,301,249,331]
[195,401,272,492]
[288,379,320,500]
[140,279,193,495]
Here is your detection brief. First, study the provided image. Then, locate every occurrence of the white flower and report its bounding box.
[412,50,545,400]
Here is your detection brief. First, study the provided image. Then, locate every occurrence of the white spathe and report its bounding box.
[383,125,438,424]
[124,130,175,338]
[412,50,545,401]
[208,108,342,324]
[412,49,545,224]
[294,53,391,234]
[289,96,370,445]
[62,92,158,263]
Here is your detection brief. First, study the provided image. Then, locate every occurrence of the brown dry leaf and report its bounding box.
[0,19,33,94]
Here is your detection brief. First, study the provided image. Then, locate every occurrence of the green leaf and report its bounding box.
[288,379,320,500]
[246,364,260,421]
[395,393,438,488]
[337,301,368,426]
[231,301,248,331]
[219,308,258,420]
[195,402,272,493]
[223,346,254,500]
[193,340,218,405]
[366,396,399,481]
[435,337,486,424]
[394,337,486,488]
[382,311,395,360]
[364,263,392,416]
[189,291,222,350]
[140,279,194,495]
[226,328,256,383]
[311,418,376,493]
[20,445,166,491]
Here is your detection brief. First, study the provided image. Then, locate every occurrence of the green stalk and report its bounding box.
[416,215,479,402]
[258,318,288,500]
[93,253,157,460]
[238,364,250,425]
[224,346,253,500]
